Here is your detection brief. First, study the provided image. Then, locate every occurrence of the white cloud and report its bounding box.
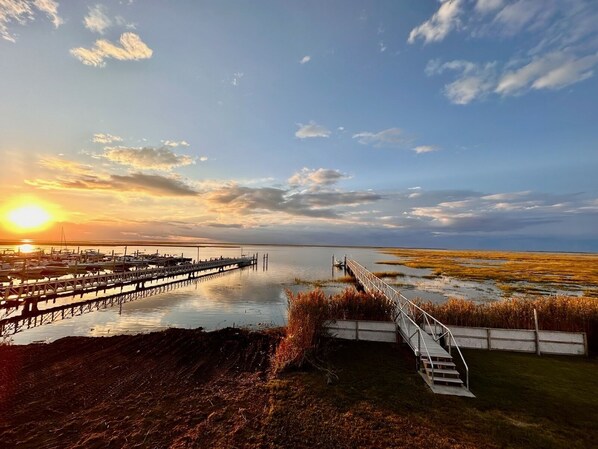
[163,140,190,147]
[414,0,598,103]
[493,0,545,36]
[378,41,386,52]
[352,128,404,147]
[92,133,123,144]
[34,0,61,27]
[114,15,136,30]
[427,50,598,103]
[70,32,153,68]
[300,55,311,64]
[84,4,111,34]
[481,191,531,201]
[0,0,62,42]
[199,156,208,162]
[496,51,598,95]
[391,189,598,242]
[446,68,497,104]
[426,59,498,104]
[408,0,464,44]
[288,168,348,187]
[295,121,331,139]
[232,72,243,86]
[413,145,439,154]
[474,0,504,14]
[411,0,597,48]
[103,146,194,171]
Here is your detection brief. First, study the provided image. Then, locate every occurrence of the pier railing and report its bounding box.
[0,267,240,337]
[1,256,256,304]
[346,259,469,390]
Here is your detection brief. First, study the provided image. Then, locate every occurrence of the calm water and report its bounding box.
[5,245,374,344]
[4,244,504,345]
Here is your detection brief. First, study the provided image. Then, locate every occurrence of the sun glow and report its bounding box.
[6,204,52,232]
[18,243,36,253]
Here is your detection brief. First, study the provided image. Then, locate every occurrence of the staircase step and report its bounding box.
[433,377,464,385]
[422,359,456,368]
[423,368,461,377]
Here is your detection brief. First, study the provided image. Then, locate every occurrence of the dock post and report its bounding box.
[534,309,542,355]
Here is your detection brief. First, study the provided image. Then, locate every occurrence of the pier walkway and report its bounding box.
[0,268,241,337]
[346,259,473,397]
[1,256,257,312]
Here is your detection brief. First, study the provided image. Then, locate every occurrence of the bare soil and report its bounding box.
[0,328,278,449]
[0,329,490,449]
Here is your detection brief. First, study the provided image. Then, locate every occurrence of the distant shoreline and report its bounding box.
[0,239,596,255]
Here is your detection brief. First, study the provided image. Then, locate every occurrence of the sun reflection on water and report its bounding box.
[18,242,36,253]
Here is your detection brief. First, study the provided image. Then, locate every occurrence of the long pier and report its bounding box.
[1,255,257,314]
[0,267,241,337]
[346,259,473,396]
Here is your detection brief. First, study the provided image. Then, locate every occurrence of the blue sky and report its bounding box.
[1,0,597,251]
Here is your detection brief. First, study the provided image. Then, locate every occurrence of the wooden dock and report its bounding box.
[0,268,240,337]
[1,255,257,314]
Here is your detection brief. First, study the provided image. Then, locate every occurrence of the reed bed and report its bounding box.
[416,296,598,352]
[273,288,396,372]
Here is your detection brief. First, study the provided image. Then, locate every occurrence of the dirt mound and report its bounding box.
[0,328,281,449]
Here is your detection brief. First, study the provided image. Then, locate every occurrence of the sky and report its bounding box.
[1,0,597,251]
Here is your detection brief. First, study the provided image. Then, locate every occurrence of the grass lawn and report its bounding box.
[267,340,598,449]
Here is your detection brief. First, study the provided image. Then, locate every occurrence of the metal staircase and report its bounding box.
[346,259,474,397]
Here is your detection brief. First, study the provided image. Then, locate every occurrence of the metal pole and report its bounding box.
[534,309,542,355]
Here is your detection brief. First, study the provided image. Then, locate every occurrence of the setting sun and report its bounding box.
[7,204,52,231]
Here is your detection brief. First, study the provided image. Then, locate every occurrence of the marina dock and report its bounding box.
[1,255,258,313]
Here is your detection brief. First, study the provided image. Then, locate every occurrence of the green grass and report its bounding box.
[289,341,598,449]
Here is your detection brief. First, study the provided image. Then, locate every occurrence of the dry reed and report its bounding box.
[416,296,598,352]
[273,288,396,372]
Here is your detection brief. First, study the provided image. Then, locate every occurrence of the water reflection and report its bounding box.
[5,244,505,344]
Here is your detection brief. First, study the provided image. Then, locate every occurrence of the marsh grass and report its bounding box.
[293,276,355,288]
[379,248,598,296]
[372,271,405,278]
[273,288,396,372]
[416,296,598,352]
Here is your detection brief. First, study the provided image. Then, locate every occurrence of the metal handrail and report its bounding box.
[346,259,469,390]
[345,260,437,382]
